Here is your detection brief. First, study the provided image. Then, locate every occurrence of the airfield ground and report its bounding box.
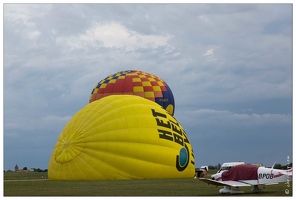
[3,170,292,196]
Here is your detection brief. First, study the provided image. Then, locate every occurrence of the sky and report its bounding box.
[2,3,293,171]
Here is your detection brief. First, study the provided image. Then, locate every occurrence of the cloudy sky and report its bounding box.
[3,3,293,171]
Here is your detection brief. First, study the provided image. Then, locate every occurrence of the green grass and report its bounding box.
[3,171,292,196]
[4,172,48,180]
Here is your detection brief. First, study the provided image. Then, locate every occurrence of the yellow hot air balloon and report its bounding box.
[48,95,195,180]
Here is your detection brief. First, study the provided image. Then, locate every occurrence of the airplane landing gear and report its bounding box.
[251,185,264,193]
[219,186,230,194]
[230,187,244,194]
[219,186,244,194]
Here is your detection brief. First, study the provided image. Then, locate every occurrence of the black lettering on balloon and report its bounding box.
[182,129,189,144]
[156,118,171,129]
[152,108,194,171]
[158,129,173,141]
[169,120,182,135]
[173,133,183,146]
[152,109,167,118]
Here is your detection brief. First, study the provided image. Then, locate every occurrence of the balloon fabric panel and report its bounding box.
[48,95,194,180]
[89,70,175,116]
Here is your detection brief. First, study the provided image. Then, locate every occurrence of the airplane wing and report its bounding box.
[199,178,252,187]
[238,180,278,185]
[238,180,259,185]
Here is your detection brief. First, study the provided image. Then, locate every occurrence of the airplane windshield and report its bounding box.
[218,166,232,173]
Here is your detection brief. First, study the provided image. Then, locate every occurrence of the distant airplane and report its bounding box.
[199,163,292,194]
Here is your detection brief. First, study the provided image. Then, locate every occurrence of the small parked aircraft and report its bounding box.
[199,163,292,194]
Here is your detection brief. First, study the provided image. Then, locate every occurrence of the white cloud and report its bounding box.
[42,115,72,125]
[198,15,210,23]
[56,21,173,52]
[4,4,48,24]
[27,30,40,39]
[4,114,72,139]
[203,48,214,56]
[4,4,50,41]
[180,109,291,128]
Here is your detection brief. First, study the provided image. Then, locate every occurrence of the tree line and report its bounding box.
[207,163,292,170]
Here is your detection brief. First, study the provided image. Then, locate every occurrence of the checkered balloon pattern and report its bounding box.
[89,70,175,115]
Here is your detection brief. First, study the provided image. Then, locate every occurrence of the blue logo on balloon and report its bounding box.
[179,147,188,167]
[176,145,190,171]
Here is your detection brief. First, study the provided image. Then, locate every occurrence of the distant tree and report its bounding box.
[23,167,27,170]
[273,163,282,169]
[208,165,216,170]
[36,168,43,172]
[280,163,293,170]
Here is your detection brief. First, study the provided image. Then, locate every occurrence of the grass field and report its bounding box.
[3,171,293,196]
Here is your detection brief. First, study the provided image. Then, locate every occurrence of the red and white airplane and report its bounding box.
[199,163,292,194]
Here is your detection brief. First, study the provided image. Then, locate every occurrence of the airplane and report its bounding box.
[199,163,292,194]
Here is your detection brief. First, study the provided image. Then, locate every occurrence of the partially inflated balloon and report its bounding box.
[48,95,194,180]
[89,70,175,116]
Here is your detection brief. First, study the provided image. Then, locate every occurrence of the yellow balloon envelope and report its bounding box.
[48,95,195,180]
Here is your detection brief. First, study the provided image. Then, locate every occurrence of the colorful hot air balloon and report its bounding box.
[89,70,175,116]
[48,95,194,180]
